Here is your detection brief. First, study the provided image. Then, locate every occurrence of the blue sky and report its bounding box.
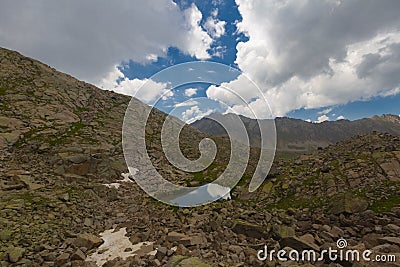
[1,0,399,123]
[115,0,400,123]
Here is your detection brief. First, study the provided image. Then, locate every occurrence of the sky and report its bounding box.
[0,0,399,123]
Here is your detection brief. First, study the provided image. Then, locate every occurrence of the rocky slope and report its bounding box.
[191,113,400,154]
[0,47,399,266]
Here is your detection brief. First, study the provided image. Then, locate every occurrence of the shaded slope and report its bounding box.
[192,113,400,153]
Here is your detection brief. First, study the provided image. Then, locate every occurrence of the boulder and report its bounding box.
[271,224,295,240]
[71,248,86,261]
[330,193,368,214]
[232,220,265,239]
[167,232,187,242]
[72,233,103,250]
[378,237,400,246]
[167,256,212,267]
[0,229,13,241]
[7,246,25,263]
[156,246,168,261]
[179,235,204,246]
[280,236,320,251]
[55,252,70,266]
[0,132,20,145]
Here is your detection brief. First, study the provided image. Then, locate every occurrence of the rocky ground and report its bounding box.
[0,47,399,266]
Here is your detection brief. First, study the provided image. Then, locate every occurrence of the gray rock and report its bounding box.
[156,246,167,261]
[167,232,187,242]
[72,233,103,250]
[378,237,400,246]
[71,248,86,261]
[0,230,12,241]
[55,252,70,266]
[7,246,25,263]
[271,224,295,240]
[280,236,320,251]
[67,155,89,164]
[232,220,265,239]
[179,235,204,246]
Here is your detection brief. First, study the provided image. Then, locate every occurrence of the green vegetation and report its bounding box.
[370,194,400,213]
[0,86,8,95]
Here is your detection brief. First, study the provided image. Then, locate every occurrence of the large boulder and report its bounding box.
[232,220,265,239]
[72,233,104,250]
[330,193,368,214]
[279,236,320,251]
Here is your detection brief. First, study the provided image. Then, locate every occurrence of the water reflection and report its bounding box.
[172,183,231,207]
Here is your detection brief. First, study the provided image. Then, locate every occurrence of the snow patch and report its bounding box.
[86,227,155,266]
[102,171,136,189]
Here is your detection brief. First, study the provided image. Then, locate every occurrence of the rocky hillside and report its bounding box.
[192,113,400,154]
[0,47,399,266]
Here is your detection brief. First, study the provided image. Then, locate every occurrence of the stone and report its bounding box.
[67,155,88,164]
[228,245,243,255]
[362,233,382,249]
[156,246,167,261]
[72,233,103,250]
[272,224,295,240]
[384,224,400,232]
[109,161,126,172]
[380,160,400,181]
[0,136,7,148]
[378,237,400,246]
[167,232,187,242]
[232,220,265,239]
[0,116,23,129]
[372,244,400,253]
[299,234,315,245]
[168,256,212,267]
[0,132,20,145]
[7,247,25,263]
[136,242,154,256]
[66,161,91,176]
[55,252,70,266]
[71,249,86,261]
[330,226,344,238]
[59,193,70,202]
[279,236,320,251]
[15,175,43,190]
[330,193,368,214]
[84,217,93,227]
[175,244,188,255]
[54,166,65,175]
[0,229,12,241]
[179,257,212,267]
[179,235,204,246]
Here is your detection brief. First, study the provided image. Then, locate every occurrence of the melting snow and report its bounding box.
[102,171,136,189]
[86,227,155,266]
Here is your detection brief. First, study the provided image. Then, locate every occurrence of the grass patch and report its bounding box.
[370,194,400,213]
[0,87,8,95]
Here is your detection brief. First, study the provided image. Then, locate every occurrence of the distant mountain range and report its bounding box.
[192,113,400,154]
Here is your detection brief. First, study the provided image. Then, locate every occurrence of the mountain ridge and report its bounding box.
[192,112,400,154]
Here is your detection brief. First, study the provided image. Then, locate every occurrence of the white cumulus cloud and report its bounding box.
[174,100,199,107]
[184,88,198,97]
[0,0,215,84]
[316,115,329,123]
[101,66,171,103]
[318,108,333,115]
[229,0,400,117]
[181,106,215,124]
[337,115,346,120]
[204,9,226,38]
